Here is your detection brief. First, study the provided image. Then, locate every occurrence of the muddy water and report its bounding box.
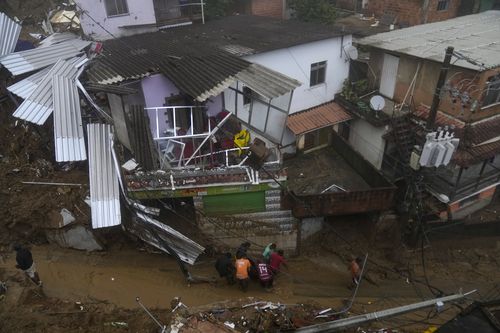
[1,245,430,310]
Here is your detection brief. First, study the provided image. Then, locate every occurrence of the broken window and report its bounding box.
[310,61,327,87]
[243,86,252,105]
[105,0,129,16]
[437,0,450,11]
[483,75,500,107]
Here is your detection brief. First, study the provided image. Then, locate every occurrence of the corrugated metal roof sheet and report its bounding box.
[87,123,121,229]
[12,57,83,124]
[287,101,352,135]
[7,65,51,99]
[357,11,500,71]
[84,82,138,95]
[0,12,21,56]
[0,38,90,75]
[52,74,86,162]
[38,32,79,48]
[134,212,205,265]
[236,63,301,100]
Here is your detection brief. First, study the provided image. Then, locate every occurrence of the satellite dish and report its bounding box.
[370,95,385,111]
[345,45,359,60]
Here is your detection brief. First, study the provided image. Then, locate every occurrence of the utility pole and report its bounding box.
[295,290,476,332]
[426,46,454,131]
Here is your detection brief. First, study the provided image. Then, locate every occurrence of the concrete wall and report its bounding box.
[348,119,387,170]
[367,51,500,122]
[251,0,284,18]
[75,0,158,40]
[194,190,299,254]
[244,37,352,114]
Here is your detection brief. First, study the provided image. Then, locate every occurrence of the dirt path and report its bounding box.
[1,244,494,310]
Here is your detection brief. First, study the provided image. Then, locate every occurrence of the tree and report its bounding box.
[204,0,234,19]
[288,0,337,24]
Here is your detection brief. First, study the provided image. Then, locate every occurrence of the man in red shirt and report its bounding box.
[269,249,287,274]
[257,261,273,289]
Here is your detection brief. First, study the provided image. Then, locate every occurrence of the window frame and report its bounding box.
[104,0,130,17]
[310,61,327,87]
[436,0,450,11]
[482,75,500,108]
[242,86,253,106]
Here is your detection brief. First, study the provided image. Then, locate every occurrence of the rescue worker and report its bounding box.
[13,244,42,286]
[235,253,252,292]
[257,261,273,289]
[262,243,276,263]
[215,252,235,285]
[269,249,287,274]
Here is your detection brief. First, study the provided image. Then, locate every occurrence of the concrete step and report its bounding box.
[265,203,282,211]
[265,189,281,197]
[232,210,293,220]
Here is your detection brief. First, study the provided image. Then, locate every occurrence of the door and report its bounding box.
[379,53,399,99]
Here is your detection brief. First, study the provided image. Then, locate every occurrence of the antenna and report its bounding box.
[369,95,385,117]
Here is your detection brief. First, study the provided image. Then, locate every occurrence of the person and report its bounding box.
[349,256,363,288]
[236,242,251,259]
[262,243,276,263]
[13,244,42,286]
[269,249,287,274]
[257,261,273,289]
[215,252,235,285]
[235,253,251,292]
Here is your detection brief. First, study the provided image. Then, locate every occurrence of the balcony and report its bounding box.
[153,0,203,27]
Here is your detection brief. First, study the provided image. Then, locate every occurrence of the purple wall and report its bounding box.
[206,95,224,117]
[141,74,181,138]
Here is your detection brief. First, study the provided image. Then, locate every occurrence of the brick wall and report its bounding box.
[426,0,460,23]
[365,0,460,27]
[251,0,283,19]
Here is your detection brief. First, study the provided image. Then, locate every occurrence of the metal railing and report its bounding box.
[145,105,209,140]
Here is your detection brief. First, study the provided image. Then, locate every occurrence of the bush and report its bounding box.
[288,0,337,24]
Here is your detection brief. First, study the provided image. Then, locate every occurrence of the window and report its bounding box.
[243,86,252,105]
[437,0,450,11]
[310,61,327,87]
[482,75,500,107]
[105,0,129,17]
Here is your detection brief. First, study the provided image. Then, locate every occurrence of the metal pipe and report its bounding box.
[135,297,166,331]
[296,290,476,332]
[21,181,84,186]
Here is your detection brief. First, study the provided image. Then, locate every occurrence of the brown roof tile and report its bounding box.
[287,101,352,135]
[412,104,465,129]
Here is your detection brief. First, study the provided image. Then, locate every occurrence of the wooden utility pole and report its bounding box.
[426,46,454,131]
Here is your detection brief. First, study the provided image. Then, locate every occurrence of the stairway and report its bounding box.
[194,190,299,252]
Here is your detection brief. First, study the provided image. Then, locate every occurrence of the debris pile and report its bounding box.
[166,298,339,333]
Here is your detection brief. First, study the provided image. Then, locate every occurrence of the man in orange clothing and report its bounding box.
[349,256,363,288]
[235,253,252,292]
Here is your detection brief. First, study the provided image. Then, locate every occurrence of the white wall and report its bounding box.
[244,36,351,114]
[76,0,157,40]
[348,119,387,170]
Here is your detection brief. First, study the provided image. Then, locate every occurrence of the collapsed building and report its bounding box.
[0,13,396,265]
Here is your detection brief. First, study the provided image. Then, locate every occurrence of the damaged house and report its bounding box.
[340,10,500,221]
[81,15,395,252]
[1,13,395,262]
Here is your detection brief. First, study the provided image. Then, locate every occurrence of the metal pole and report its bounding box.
[296,290,476,332]
[426,46,454,131]
[201,0,205,24]
[135,297,167,332]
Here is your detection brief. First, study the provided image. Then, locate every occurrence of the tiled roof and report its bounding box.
[413,104,465,129]
[453,140,500,167]
[468,115,500,145]
[287,101,352,135]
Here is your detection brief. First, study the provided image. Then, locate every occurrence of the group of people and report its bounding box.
[215,242,287,292]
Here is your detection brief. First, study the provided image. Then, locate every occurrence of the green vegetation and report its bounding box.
[288,0,337,24]
[204,0,234,19]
